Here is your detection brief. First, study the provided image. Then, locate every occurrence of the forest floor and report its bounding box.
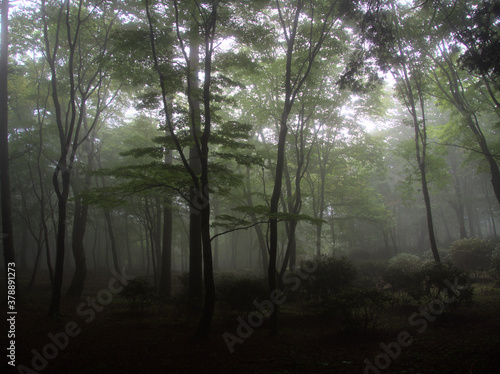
[2,271,500,374]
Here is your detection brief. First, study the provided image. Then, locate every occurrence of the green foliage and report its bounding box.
[120,277,155,313]
[491,246,500,273]
[449,238,495,275]
[383,256,473,308]
[326,287,391,332]
[422,248,450,263]
[455,0,500,79]
[216,273,268,313]
[383,253,422,302]
[413,262,474,308]
[355,259,388,288]
[302,255,358,299]
[388,253,422,271]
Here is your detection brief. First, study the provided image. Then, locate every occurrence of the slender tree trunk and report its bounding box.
[154,197,163,287]
[139,223,145,271]
[28,229,43,290]
[195,195,215,338]
[269,107,290,336]
[245,166,268,274]
[104,210,120,275]
[148,220,157,284]
[188,21,203,301]
[67,115,95,297]
[124,215,132,270]
[36,121,54,286]
[66,193,88,297]
[213,199,219,272]
[195,8,218,337]
[0,0,17,294]
[48,166,71,316]
[159,198,173,297]
[419,164,440,261]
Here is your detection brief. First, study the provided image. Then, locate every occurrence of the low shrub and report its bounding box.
[327,287,391,332]
[301,255,357,299]
[449,238,495,277]
[421,249,450,263]
[121,277,155,313]
[216,273,268,313]
[383,253,422,301]
[355,259,388,289]
[413,261,474,308]
[491,247,500,278]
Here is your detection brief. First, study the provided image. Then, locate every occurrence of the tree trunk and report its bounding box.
[0,0,17,295]
[28,228,43,290]
[195,194,215,338]
[269,107,290,336]
[419,164,440,261]
[188,21,203,301]
[245,166,268,274]
[48,166,71,316]
[159,200,173,297]
[104,210,120,275]
[66,195,88,297]
[124,214,132,270]
[195,8,218,337]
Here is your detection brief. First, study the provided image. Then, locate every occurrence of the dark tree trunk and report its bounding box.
[195,7,218,337]
[0,0,17,294]
[124,215,132,270]
[212,199,219,272]
[467,117,500,206]
[269,108,290,336]
[159,200,173,297]
[28,229,43,290]
[195,195,215,338]
[104,210,120,275]
[48,166,71,316]
[188,21,203,301]
[189,195,202,299]
[244,166,268,274]
[419,164,440,261]
[66,195,88,297]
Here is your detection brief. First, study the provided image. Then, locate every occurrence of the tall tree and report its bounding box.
[146,0,219,338]
[365,2,441,262]
[1,0,17,290]
[268,0,347,335]
[42,0,117,315]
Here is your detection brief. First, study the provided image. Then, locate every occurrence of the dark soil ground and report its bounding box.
[2,271,500,374]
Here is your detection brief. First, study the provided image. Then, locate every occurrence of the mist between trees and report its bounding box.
[1,0,500,370]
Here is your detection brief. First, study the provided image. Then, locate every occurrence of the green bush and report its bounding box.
[327,287,390,332]
[383,253,422,294]
[449,238,495,276]
[301,255,357,299]
[491,247,500,277]
[216,273,268,312]
[355,259,388,289]
[413,261,474,307]
[421,249,450,263]
[121,277,155,313]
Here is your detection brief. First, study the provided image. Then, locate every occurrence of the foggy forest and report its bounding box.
[1,0,500,373]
